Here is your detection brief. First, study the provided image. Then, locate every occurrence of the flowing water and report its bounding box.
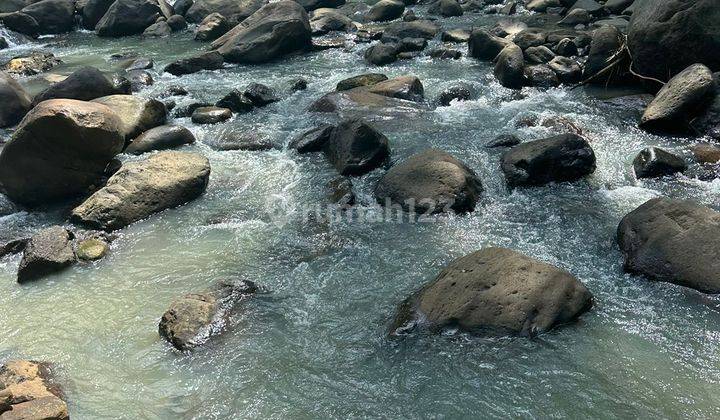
[1,9,720,419]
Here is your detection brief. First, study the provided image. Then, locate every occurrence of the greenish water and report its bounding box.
[1,12,720,419]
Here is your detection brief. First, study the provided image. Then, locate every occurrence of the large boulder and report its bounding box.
[158,280,257,350]
[91,94,167,140]
[185,0,263,25]
[617,197,720,293]
[0,360,69,419]
[32,66,116,105]
[468,29,508,60]
[374,149,481,214]
[336,73,387,91]
[494,43,525,89]
[501,133,596,187]
[0,71,31,128]
[20,0,74,33]
[296,0,344,12]
[391,247,593,336]
[71,151,210,230]
[364,43,398,66]
[365,0,404,22]
[323,118,390,176]
[95,0,162,37]
[124,124,195,154]
[194,12,229,40]
[428,0,462,17]
[289,123,333,153]
[639,64,717,132]
[164,51,224,76]
[82,0,115,29]
[211,0,311,63]
[627,0,720,81]
[0,99,124,206]
[17,226,76,283]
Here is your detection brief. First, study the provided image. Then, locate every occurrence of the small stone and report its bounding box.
[692,143,720,164]
[633,147,687,179]
[191,106,232,124]
[486,133,521,148]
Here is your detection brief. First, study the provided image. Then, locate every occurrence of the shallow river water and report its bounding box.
[1,8,720,419]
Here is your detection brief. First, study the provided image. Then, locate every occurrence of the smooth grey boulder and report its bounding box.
[336,73,388,91]
[526,0,560,12]
[501,133,596,187]
[494,43,525,89]
[309,7,352,34]
[296,0,344,12]
[512,29,545,50]
[467,29,508,61]
[159,280,257,350]
[559,8,591,25]
[0,99,124,206]
[164,51,224,76]
[0,71,31,127]
[185,0,263,25]
[32,66,116,105]
[640,64,717,132]
[167,14,187,30]
[20,0,74,34]
[548,56,582,84]
[428,0,461,17]
[289,123,333,153]
[524,46,555,64]
[194,12,229,40]
[437,83,477,106]
[0,11,40,38]
[71,151,210,230]
[568,0,605,16]
[82,0,116,29]
[604,0,633,14]
[365,0,404,22]
[582,25,626,84]
[191,106,232,124]
[374,149,481,214]
[364,43,398,65]
[632,147,686,179]
[243,82,279,106]
[92,95,167,140]
[96,0,162,37]
[143,20,172,37]
[627,0,720,81]
[211,1,312,64]
[124,125,196,154]
[524,64,560,88]
[391,247,593,336]
[324,118,390,176]
[17,226,76,283]
[380,20,438,42]
[617,197,720,293]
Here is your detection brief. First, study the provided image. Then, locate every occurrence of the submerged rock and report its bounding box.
[75,237,109,261]
[0,360,68,419]
[501,133,596,187]
[391,247,593,336]
[124,124,196,154]
[0,99,124,206]
[17,226,75,283]
[2,52,60,76]
[211,1,312,64]
[32,66,116,105]
[159,280,257,350]
[326,176,355,206]
[324,118,390,176]
[164,51,224,76]
[91,95,167,140]
[0,71,31,128]
[95,0,162,37]
[633,147,686,179]
[71,151,211,231]
[627,0,720,81]
[639,64,717,132]
[486,133,521,148]
[437,83,477,106]
[617,197,720,293]
[374,149,482,214]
